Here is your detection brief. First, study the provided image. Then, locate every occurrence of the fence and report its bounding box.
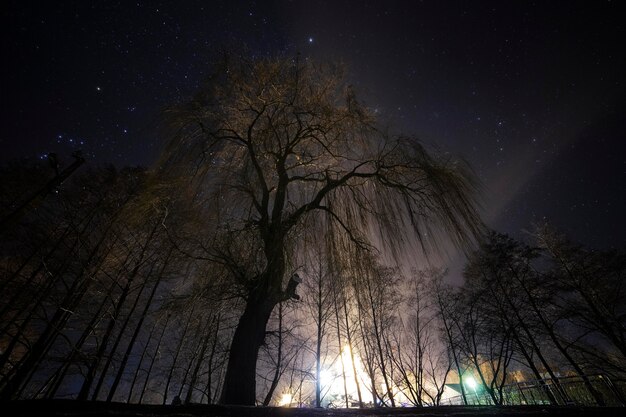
[443,374,625,406]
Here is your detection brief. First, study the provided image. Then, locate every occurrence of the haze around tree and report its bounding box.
[155,54,483,405]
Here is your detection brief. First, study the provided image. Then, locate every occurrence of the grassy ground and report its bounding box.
[4,400,625,417]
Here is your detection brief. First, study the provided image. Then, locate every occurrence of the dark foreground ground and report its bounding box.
[3,401,625,417]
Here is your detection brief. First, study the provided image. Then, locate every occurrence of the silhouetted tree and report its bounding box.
[428,272,469,405]
[0,166,147,400]
[389,269,451,406]
[159,54,482,405]
[534,225,626,363]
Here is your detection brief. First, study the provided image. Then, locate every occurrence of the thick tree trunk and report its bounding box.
[220,227,286,405]
[220,294,276,405]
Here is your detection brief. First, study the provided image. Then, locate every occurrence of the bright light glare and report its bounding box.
[278,392,292,406]
[320,369,332,387]
[464,375,478,390]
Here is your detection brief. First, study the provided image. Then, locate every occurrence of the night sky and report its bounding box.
[3,1,625,270]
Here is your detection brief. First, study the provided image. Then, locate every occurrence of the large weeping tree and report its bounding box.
[160,55,483,405]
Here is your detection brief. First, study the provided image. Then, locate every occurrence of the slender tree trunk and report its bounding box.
[177,335,201,401]
[0,271,60,372]
[333,291,350,408]
[364,278,395,407]
[512,329,558,405]
[549,248,626,358]
[315,279,323,408]
[490,277,569,404]
[14,272,96,400]
[263,302,283,406]
[434,290,468,406]
[205,314,221,404]
[127,317,159,403]
[511,267,606,406]
[0,223,73,321]
[44,274,119,398]
[412,279,426,406]
[481,277,557,405]
[0,214,99,369]
[185,316,214,404]
[354,294,379,407]
[139,314,170,404]
[15,248,122,400]
[0,265,94,399]
[0,225,115,399]
[341,286,363,407]
[85,221,160,401]
[1,195,104,321]
[94,268,151,401]
[575,284,626,358]
[107,249,170,402]
[546,327,604,405]
[78,272,132,401]
[76,245,134,401]
[163,305,196,405]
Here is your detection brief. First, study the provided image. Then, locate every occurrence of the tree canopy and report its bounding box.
[157,55,484,404]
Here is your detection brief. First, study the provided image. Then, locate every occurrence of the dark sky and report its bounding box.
[3,1,625,263]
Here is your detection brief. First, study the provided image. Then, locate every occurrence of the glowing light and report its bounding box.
[338,345,368,399]
[316,345,411,407]
[464,375,478,391]
[278,392,292,406]
[319,369,333,387]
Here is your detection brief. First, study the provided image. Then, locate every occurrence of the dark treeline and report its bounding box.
[1,159,624,407]
[0,161,233,404]
[442,230,626,406]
